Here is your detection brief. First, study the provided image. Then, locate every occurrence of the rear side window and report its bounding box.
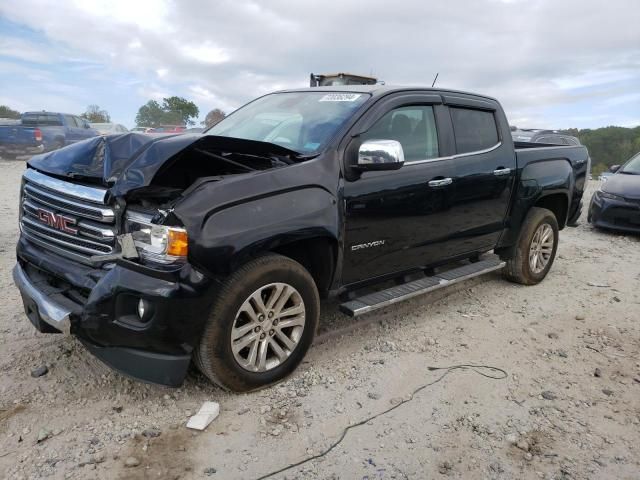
[450,107,499,154]
[22,114,63,126]
[360,105,439,162]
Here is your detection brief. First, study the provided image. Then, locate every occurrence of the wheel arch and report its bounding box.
[271,236,338,297]
[534,192,569,229]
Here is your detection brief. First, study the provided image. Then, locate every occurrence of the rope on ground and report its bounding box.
[255,363,508,480]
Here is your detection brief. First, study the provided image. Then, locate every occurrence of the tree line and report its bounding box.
[561,126,640,176]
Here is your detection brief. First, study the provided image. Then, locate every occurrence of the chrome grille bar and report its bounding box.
[20,169,117,263]
[23,183,114,223]
[23,168,108,204]
[21,217,113,254]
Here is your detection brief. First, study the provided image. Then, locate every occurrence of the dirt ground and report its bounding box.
[0,158,638,480]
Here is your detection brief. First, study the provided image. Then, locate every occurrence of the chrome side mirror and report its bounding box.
[356,139,404,171]
[609,164,620,173]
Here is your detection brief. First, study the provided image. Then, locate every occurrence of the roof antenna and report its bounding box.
[431,73,439,88]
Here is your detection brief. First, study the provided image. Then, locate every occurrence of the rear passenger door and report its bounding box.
[63,115,82,143]
[443,96,516,254]
[74,117,94,139]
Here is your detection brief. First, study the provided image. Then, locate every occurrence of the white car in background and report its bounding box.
[90,123,129,135]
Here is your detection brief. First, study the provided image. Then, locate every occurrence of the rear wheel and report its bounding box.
[503,207,559,285]
[194,254,320,392]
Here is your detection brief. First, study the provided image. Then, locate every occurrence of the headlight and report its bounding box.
[597,190,624,201]
[125,212,188,264]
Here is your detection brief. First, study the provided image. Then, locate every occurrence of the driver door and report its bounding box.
[342,100,458,285]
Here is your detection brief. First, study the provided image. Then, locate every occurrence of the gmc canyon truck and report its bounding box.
[0,111,98,159]
[13,86,589,392]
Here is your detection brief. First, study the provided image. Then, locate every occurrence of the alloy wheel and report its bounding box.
[230,283,306,372]
[529,223,555,274]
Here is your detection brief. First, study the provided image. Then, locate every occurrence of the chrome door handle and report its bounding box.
[493,168,511,176]
[428,178,452,187]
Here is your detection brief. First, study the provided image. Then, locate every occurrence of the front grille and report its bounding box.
[20,169,117,264]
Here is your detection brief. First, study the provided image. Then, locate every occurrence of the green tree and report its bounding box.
[135,100,165,128]
[80,104,110,123]
[560,125,640,171]
[202,108,226,128]
[161,96,199,126]
[135,97,200,127]
[0,105,21,119]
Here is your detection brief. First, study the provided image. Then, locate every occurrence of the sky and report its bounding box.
[0,0,639,130]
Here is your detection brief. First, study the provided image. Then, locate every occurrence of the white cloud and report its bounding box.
[0,0,639,128]
[180,43,230,65]
[0,35,57,63]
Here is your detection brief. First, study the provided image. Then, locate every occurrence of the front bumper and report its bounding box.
[13,263,71,335]
[14,237,221,387]
[588,192,640,233]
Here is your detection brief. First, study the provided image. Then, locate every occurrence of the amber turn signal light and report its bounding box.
[167,229,188,257]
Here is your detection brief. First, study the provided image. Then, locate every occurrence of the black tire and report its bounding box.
[194,254,320,392]
[502,207,559,285]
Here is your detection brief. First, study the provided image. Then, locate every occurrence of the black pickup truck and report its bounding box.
[13,86,589,391]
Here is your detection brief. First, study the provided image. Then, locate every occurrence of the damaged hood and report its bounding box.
[27,133,301,197]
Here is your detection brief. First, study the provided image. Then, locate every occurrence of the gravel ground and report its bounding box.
[0,158,639,480]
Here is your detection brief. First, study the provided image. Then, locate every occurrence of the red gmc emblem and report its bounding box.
[36,208,78,235]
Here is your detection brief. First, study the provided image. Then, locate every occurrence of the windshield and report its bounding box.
[620,152,640,174]
[207,91,369,154]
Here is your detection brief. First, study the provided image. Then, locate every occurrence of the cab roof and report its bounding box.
[277,85,500,103]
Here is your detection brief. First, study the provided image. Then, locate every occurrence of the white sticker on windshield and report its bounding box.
[319,93,362,102]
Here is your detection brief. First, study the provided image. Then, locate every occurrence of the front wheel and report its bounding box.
[194,254,320,392]
[503,207,559,285]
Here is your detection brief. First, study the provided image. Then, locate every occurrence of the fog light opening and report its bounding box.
[137,299,153,322]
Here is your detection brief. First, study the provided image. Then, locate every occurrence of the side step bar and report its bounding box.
[339,255,505,317]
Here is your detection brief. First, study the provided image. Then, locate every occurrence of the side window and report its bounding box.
[450,107,499,154]
[64,115,77,127]
[75,117,87,128]
[360,105,439,162]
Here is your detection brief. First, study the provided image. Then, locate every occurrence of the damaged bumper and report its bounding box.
[14,238,221,387]
[13,263,72,335]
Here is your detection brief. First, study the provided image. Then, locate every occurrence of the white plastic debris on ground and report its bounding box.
[186,401,220,430]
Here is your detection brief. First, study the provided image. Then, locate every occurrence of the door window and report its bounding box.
[360,106,439,162]
[64,115,78,127]
[450,107,499,154]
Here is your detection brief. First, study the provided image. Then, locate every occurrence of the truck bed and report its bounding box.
[514,142,590,226]
[515,142,589,167]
